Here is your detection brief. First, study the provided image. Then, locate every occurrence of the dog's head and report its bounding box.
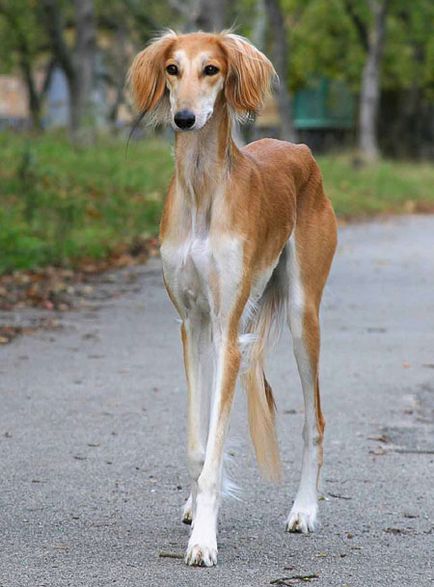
[129,31,276,131]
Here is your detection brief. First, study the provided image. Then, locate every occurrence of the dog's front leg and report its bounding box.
[180,312,211,525]
[184,311,242,567]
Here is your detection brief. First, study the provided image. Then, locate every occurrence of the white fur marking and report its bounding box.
[168,50,224,131]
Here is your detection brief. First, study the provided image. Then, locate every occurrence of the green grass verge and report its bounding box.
[1,131,433,274]
[319,155,434,218]
[0,132,172,274]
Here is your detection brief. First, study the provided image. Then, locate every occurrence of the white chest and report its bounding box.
[161,236,214,313]
[161,233,246,318]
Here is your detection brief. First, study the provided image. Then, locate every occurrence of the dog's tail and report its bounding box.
[241,252,288,482]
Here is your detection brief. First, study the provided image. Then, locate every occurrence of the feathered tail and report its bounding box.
[241,253,288,482]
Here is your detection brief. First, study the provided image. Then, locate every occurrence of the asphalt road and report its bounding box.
[1,215,433,587]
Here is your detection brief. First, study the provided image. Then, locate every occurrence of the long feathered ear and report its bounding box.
[220,33,276,118]
[128,31,177,124]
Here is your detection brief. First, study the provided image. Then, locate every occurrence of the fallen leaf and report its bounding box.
[159,551,184,559]
[369,446,386,456]
[384,527,406,535]
[328,492,352,500]
[367,434,391,443]
[270,574,319,585]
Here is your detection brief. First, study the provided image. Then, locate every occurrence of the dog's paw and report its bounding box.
[185,541,217,567]
[182,496,193,525]
[285,505,318,534]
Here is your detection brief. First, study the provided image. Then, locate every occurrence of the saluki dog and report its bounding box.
[129,31,337,567]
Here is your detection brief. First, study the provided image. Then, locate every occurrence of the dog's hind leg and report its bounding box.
[285,197,337,533]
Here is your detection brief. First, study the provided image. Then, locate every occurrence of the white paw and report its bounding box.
[285,505,319,533]
[182,496,193,525]
[185,540,218,567]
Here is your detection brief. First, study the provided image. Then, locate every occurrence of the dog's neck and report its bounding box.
[174,100,237,208]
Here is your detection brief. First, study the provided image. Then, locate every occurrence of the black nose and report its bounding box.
[174,110,196,129]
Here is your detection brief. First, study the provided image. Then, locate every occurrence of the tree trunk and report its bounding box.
[252,0,267,50]
[0,6,42,130]
[107,23,129,131]
[193,0,227,31]
[15,43,42,131]
[17,49,55,132]
[358,0,389,161]
[264,0,297,142]
[71,0,96,142]
[40,0,96,142]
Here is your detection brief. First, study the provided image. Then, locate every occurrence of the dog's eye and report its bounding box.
[166,64,178,76]
[204,65,219,76]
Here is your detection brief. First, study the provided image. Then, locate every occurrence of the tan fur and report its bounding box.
[131,35,336,483]
[128,32,177,113]
[242,270,285,481]
[221,34,276,116]
[130,32,337,564]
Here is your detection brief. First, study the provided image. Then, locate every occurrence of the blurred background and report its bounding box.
[0,0,433,284]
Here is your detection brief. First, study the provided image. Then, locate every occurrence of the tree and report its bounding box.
[0,0,51,130]
[379,0,434,157]
[193,0,228,31]
[40,0,96,141]
[264,0,297,142]
[343,0,389,161]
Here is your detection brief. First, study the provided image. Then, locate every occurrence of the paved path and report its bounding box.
[1,215,433,587]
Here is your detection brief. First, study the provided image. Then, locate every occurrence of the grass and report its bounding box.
[319,155,434,218]
[1,131,433,274]
[0,131,172,274]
